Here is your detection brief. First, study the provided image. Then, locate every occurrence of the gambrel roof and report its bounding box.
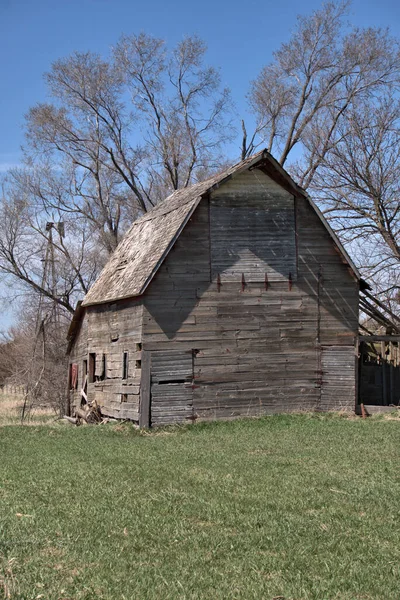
[82,150,360,307]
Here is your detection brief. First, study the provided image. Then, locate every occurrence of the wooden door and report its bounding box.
[320,346,356,411]
[150,351,194,425]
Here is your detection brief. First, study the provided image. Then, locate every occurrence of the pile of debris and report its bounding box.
[63,400,103,425]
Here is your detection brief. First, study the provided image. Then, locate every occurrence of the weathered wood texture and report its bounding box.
[141,168,358,424]
[68,298,143,420]
[210,170,296,282]
[320,346,356,411]
[68,161,359,426]
[150,351,193,425]
[82,153,264,307]
[139,350,151,428]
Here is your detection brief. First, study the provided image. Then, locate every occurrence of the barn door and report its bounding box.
[150,351,194,425]
[320,346,356,411]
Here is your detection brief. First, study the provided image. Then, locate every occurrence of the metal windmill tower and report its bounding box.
[23,221,65,421]
[36,221,65,331]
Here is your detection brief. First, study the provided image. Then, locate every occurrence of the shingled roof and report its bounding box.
[82,150,360,307]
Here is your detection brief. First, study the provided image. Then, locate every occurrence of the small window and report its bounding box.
[122,352,129,380]
[136,343,142,351]
[136,360,141,369]
[121,394,128,403]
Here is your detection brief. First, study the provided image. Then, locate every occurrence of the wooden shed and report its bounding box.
[67,150,362,425]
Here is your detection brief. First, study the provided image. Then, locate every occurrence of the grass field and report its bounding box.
[1,402,400,599]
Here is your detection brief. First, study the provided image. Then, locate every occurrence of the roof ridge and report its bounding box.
[81,148,359,309]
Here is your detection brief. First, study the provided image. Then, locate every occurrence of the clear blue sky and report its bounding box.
[0,0,399,327]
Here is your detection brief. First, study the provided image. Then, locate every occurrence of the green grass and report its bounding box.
[1,414,400,599]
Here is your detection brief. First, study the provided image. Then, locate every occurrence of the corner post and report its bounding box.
[139,350,151,428]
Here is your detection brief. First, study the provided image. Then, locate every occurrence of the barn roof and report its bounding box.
[81,150,360,308]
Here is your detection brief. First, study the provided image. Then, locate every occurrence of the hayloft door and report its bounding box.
[149,350,194,426]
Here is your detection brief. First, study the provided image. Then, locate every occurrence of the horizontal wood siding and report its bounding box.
[210,170,296,282]
[142,168,358,425]
[321,346,356,411]
[68,313,88,414]
[68,299,143,420]
[296,197,359,346]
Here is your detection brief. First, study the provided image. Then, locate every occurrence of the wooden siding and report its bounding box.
[141,168,358,425]
[210,170,296,282]
[68,298,143,420]
[296,195,359,346]
[151,351,194,425]
[82,152,266,306]
[320,346,356,411]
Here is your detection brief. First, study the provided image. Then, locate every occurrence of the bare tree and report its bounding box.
[0,302,69,418]
[0,33,233,320]
[22,35,233,250]
[0,174,101,314]
[246,1,400,302]
[25,51,147,250]
[246,1,400,181]
[312,94,400,300]
[114,33,234,200]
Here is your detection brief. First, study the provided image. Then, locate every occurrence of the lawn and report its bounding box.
[0,410,400,600]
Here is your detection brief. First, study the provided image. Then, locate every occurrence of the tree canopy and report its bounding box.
[1,3,400,326]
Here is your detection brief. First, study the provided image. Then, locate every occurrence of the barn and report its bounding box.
[67,149,364,426]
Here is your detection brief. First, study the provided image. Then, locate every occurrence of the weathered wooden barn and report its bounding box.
[67,149,365,426]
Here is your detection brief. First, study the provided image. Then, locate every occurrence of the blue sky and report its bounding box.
[0,0,399,328]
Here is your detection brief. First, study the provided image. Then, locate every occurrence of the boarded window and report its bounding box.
[210,194,296,282]
[151,351,193,384]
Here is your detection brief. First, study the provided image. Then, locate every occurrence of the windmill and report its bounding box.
[36,221,65,330]
[22,221,65,421]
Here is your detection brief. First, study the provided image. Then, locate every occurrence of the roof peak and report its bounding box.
[81,149,359,308]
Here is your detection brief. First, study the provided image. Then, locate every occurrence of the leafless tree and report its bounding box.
[0,33,233,317]
[114,34,233,199]
[0,174,101,314]
[0,302,69,418]
[312,94,400,304]
[246,1,400,179]
[246,1,400,302]
[22,34,233,244]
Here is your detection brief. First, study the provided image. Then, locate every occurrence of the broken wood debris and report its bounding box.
[63,400,102,425]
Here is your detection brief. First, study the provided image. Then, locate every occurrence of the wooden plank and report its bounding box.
[139,350,151,428]
[381,341,388,405]
[320,346,356,411]
[359,335,400,342]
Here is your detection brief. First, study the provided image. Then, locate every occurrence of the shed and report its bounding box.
[67,150,363,425]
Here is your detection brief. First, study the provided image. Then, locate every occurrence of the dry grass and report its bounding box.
[0,392,56,426]
[0,557,18,599]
